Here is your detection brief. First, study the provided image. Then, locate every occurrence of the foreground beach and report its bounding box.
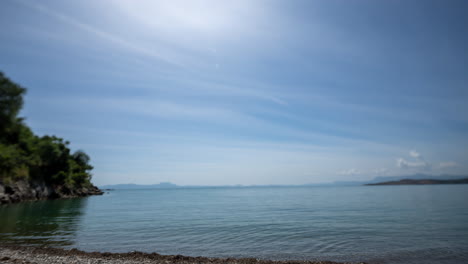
[0,245,363,264]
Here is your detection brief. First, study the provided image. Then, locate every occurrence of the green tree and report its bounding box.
[0,72,26,143]
[0,71,94,188]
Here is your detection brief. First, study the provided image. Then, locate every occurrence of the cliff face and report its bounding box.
[0,180,103,205]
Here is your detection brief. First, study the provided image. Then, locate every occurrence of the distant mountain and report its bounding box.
[100,174,468,189]
[367,173,467,184]
[100,182,178,190]
[330,174,468,186]
[366,178,468,186]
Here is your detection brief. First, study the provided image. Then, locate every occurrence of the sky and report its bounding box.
[1,0,467,186]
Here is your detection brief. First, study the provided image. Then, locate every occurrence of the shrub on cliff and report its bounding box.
[0,72,93,187]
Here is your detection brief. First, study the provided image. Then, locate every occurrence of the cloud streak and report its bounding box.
[339,168,360,176]
[396,158,430,170]
[397,150,430,170]
[438,161,458,169]
[16,0,187,68]
[409,150,422,159]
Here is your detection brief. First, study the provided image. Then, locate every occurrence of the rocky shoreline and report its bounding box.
[0,245,365,264]
[0,180,103,205]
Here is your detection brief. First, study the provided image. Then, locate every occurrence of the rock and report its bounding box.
[0,194,9,204]
[0,180,103,205]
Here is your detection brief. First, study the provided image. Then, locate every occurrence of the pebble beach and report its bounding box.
[0,245,363,264]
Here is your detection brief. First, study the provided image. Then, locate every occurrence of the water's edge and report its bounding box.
[0,180,103,205]
[0,244,364,264]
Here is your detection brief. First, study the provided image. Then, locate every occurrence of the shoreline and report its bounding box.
[0,180,103,205]
[365,178,468,186]
[0,245,365,264]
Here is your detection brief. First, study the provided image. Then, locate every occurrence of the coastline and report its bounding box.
[0,180,103,205]
[365,178,468,186]
[0,245,365,264]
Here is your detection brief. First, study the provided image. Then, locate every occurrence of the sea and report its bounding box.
[1,185,468,264]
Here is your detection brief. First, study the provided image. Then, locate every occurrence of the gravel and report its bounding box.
[0,245,365,264]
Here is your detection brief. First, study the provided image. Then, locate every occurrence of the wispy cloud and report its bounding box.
[16,0,186,68]
[438,161,458,169]
[168,79,289,106]
[32,94,407,152]
[396,158,430,170]
[397,150,430,170]
[374,168,389,176]
[339,168,360,176]
[409,150,422,159]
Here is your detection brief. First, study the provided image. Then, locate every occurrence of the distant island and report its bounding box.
[366,178,468,186]
[100,174,468,190]
[0,72,102,204]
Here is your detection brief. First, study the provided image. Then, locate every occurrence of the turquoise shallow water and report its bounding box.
[1,185,468,264]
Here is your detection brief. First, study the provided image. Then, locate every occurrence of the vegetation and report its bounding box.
[0,72,93,187]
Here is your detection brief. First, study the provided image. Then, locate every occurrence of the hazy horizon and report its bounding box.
[1,0,467,186]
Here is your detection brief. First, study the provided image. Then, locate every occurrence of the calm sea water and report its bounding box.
[1,185,468,264]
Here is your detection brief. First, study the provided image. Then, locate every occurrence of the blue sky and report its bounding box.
[1,0,467,186]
